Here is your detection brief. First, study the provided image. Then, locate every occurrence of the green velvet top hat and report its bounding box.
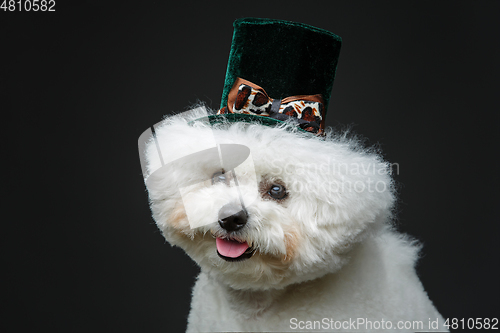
[214,18,342,135]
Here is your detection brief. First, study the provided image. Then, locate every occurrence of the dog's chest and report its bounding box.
[186,272,334,332]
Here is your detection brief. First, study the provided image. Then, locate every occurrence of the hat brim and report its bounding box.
[189,113,312,134]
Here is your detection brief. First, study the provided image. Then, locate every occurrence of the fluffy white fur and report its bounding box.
[145,108,446,332]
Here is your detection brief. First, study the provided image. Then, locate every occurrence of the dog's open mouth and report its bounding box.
[216,237,255,262]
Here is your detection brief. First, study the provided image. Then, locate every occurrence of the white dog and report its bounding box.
[143,107,446,332]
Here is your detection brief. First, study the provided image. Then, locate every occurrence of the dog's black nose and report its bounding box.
[218,204,248,231]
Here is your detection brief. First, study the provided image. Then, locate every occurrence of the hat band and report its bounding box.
[218,78,325,134]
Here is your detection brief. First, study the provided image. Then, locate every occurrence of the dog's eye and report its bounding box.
[268,184,287,200]
[212,171,229,185]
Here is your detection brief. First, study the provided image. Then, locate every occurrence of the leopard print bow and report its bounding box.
[218,78,325,134]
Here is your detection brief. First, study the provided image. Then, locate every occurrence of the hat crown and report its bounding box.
[220,18,342,114]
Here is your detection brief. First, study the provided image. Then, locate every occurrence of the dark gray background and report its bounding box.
[2,1,499,332]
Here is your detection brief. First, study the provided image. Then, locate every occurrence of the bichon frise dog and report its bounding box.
[141,106,446,332]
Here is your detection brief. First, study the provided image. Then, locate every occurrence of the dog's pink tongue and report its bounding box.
[216,238,249,258]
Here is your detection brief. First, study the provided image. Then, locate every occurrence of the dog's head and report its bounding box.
[144,110,395,290]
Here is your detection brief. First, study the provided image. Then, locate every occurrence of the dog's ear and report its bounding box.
[284,147,396,230]
[325,157,395,228]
